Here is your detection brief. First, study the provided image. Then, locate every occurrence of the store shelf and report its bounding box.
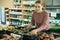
[24,19,31,20]
[6,14,9,15]
[10,8,22,10]
[23,1,35,5]
[5,10,9,12]
[23,3,35,5]
[10,17,20,20]
[6,17,9,19]
[14,3,21,5]
[23,8,35,10]
[52,26,60,29]
[46,7,60,8]
[5,8,10,22]
[23,14,32,15]
[10,12,22,15]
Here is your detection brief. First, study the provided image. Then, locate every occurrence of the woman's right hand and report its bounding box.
[27,23,32,29]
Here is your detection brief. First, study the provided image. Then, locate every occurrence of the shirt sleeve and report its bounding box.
[37,12,50,32]
[31,13,35,26]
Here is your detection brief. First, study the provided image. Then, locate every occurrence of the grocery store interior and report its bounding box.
[0,0,60,40]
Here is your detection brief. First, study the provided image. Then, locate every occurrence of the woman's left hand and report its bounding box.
[29,29,38,35]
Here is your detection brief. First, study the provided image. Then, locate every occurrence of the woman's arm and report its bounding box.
[28,13,35,29]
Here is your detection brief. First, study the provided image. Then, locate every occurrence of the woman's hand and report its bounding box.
[29,29,38,35]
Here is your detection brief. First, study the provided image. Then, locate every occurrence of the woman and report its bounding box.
[29,0,50,35]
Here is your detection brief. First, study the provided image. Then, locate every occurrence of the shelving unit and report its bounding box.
[9,0,46,26]
[46,0,60,27]
[9,0,22,26]
[0,8,10,25]
[22,0,35,25]
[5,8,10,22]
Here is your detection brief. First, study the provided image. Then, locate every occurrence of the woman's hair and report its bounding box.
[35,0,41,4]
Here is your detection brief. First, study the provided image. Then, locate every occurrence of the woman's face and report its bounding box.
[35,4,43,12]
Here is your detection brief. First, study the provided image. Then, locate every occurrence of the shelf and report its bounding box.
[6,17,10,19]
[5,10,9,12]
[10,18,31,21]
[10,17,23,21]
[10,8,22,10]
[10,13,22,15]
[23,1,35,5]
[6,14,9,15]
[20,24,30,27]
[23,14,32,15]
[23,11,33,15]
[14,3,21,5]
[5,8,10,22]
[24,19,31,21]
[52,26,60,29]
[50,19,60,20]
[23,3,35,5]
[10,17,20,20]
[23,8,35,10]
[46,7,60,8]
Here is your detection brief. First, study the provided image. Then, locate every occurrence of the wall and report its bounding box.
[0,0,14,8]
[46,0,60,5]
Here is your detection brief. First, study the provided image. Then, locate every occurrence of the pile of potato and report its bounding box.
[39,32,55,40]
[0,26,15,31]
[3,34,20,40]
